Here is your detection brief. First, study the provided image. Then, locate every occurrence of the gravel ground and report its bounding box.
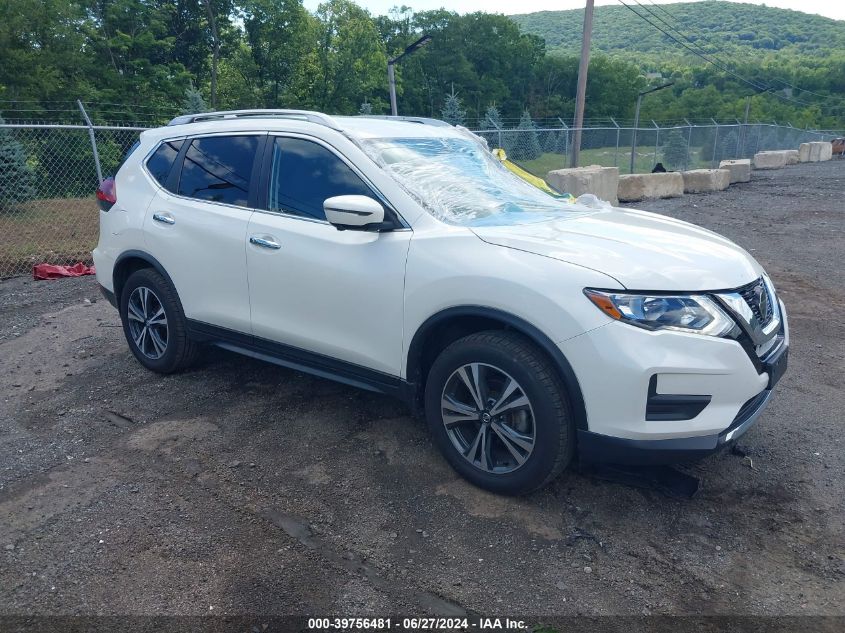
[0,160,843,622]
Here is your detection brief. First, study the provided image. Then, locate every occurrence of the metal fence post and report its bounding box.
[557,118,569,167]
[77,100,103,185]
[652,120,660,168]
[711,119,719,168]
[684,118,692,170]
[610,117,620,167]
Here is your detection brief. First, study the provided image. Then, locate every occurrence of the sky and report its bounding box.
[302,0,845,21]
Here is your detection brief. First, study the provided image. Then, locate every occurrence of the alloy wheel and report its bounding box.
[440,362,536,474]
[126,286,169,360]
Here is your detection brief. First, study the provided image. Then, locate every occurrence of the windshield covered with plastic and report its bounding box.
[360,136,596,227]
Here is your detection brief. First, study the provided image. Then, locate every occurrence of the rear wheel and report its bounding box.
[120,268,197,373]
[424,331,575,495]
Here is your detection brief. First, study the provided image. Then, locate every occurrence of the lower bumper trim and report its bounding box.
[579,387,774,465]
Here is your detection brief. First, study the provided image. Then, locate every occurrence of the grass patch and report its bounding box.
[517,147,715,182]
[0,197,98,277]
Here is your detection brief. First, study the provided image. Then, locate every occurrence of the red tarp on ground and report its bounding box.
[33,262,96,280]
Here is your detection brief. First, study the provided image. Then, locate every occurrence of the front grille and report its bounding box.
[737,277,773,326]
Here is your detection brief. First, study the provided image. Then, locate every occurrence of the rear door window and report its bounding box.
[265,137,374,220]
[177,135,260,207]
[146,139,183,190]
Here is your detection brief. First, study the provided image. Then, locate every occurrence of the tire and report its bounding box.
[424,330,575,495]
[119,268,198,374]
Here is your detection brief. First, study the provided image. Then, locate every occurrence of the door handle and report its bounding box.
[152,212,175,225]
[249,236,281,250]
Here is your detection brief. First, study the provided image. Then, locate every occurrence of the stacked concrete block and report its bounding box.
[681,169,731,193]
[617,172,684,202]
[718,159,752,183]
[785,149,800,165]
[546,165,620,205]
[799,142,834,162]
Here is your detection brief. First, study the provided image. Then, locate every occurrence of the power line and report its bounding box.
[619,0,842,114]
[640,0,845,113]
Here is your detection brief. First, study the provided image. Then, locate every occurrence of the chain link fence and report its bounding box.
[472,121,843,178]
[0,118,842,278]
[0,123,143,278]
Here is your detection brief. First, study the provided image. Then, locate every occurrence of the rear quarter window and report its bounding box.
[145,139,184,190]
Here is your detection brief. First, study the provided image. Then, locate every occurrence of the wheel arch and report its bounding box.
[406,306,588,431]
[113,250,177,304]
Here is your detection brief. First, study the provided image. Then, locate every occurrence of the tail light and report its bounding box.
[96,177,116,211]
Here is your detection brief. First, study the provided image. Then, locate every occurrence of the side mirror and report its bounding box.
[324,195,387,231]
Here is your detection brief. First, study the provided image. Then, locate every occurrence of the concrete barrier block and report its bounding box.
[816,141,833,162]
[785,149,800,165]
[753,151,788,170]
[546,164,619,205]
[682,169,731,193]
[799,143,813,162]
[617,172,684,202]
[718,159,751,183]
[800,142,834,162]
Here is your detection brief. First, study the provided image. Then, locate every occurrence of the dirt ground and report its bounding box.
[1,160,843,623]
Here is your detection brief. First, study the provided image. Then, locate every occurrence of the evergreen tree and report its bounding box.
[181,86,208,115]
[718,129,740,162]
[0,117,36,212]
[509,109,542,161]
[661,129,688,170]
[441,85,466,127]
[359,100,373,115]
[482,104,502,130]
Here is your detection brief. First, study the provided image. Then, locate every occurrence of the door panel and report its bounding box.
[246,213,410,374]
[246,135,411,375]
[142,134,263,333]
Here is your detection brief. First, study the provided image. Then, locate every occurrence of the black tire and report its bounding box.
[119,268,198,374]
[424,330,575,495]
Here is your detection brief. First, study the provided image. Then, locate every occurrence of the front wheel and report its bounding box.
[424,331,575,495]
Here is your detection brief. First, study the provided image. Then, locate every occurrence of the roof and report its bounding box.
[160,109,467,141]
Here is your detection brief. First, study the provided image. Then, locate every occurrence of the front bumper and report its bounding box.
[560,300,788,464]
[578,380,776,465]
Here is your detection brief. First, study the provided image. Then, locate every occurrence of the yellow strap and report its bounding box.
[493,148,574,201]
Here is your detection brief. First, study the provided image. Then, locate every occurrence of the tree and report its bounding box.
[313,0,388,113]
[441,85,466,126]
[181,86,208,115]
[482,104,502,130]
[661,129,687,170]
[0,117,36,211]
[509,109,542,160]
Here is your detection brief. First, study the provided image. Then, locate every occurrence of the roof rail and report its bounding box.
[356,115,453,128]
[167,109,342,130]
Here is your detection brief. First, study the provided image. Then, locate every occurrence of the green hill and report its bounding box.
[512,1,845,59]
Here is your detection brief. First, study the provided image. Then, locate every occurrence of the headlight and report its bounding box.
[584,289,736,337]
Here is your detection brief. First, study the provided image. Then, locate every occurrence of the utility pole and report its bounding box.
[387,34,432,117]
[570,0,594,168]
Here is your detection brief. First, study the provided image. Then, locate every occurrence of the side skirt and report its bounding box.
[185,320,416,405]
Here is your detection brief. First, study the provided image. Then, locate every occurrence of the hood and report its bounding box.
[471,207,763,291]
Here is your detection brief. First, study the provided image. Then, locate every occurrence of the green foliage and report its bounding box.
[661,129,687,170]
[508,109,542,161]
[512,1,845,59]
[0,118,36,211]
[441,86,466,126]
[0,0,841,131]
[181,86,208,115]
[483,104,502,130]
[359,100,373,115]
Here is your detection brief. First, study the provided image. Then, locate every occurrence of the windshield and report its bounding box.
[360,136,594,227]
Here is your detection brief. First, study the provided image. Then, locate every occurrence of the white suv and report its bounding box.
[94,109,788,495]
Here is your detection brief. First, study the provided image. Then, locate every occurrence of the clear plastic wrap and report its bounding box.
[360,136,597,227]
